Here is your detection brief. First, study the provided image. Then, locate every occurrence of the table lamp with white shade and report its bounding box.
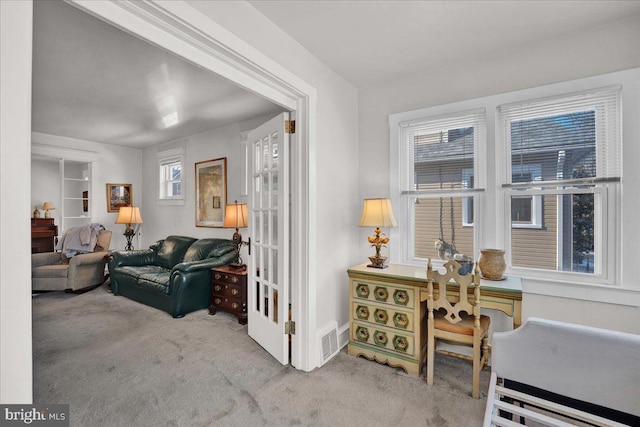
[42,201,55,218]
[223,200,251,269]
[358,198,398,269]
[115,206,143,250]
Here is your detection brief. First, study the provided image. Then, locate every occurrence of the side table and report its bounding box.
[209,265,248,325]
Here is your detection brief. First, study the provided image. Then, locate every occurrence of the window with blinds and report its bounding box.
[157,147,185,202]
[498,86,621,275]
[400,109,485,262]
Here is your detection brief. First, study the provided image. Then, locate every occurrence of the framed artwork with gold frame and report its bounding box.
[195,157,227,227]
[106,183,132,213]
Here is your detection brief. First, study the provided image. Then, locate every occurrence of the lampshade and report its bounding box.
[115,206,143,224]
[42,201,55,211]
[223,202,248,229]
[358,198,398,228]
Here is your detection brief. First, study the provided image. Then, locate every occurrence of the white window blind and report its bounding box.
[401,109,485,194]
[398,109,485,262]
[498,86,621,276]
[500,86,621,187]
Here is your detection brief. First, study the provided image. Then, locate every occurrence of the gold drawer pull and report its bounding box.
[374,308,389,324]
[214,298,221,305]
[374,286,389,301]
[214,285,221,292]
[231,302,238,309]
[231,289,239,296]
[231,276,239,283]
[214,273,222,280]
[373,330,388,346]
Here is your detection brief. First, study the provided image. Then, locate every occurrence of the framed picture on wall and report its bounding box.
[106,183,132,213]
[195,157,227,227]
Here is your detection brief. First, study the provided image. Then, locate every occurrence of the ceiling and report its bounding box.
[32,1,640,149]
[32,0,284,149]
[249,0,640,89]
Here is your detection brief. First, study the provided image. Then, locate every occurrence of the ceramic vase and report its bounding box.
[478,249,506,280]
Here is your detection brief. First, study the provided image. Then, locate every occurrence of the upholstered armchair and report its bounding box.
[32,229,112,292]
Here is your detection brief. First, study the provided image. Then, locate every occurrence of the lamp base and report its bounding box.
[228,262,246,270]
[367,256,388,269]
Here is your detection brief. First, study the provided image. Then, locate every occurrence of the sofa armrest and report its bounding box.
[109,249,156,268]
[69,251,110,267]
[31,252,65,268]
[172,251,237,273]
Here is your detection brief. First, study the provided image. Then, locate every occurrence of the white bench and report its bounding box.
[484,317,640,426]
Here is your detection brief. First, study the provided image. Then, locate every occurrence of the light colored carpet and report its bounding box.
[33,284,489,426]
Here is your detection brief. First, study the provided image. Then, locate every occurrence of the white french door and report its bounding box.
[247,112,290,364]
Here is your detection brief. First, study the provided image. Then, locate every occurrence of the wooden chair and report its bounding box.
[426,258,490,399]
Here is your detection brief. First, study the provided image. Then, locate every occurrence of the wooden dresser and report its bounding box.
[348,265,426,377]
[209,265,248,325]
[31,218,58,253]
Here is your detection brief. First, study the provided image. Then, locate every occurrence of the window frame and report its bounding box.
[389,71,631,296]
[509,164,543,229]
[157,146,186,206]
[498,87,621,285]
[391,109,486,267]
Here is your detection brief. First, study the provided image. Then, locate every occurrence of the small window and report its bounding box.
[157,147,185,204]
[510,164,542,229]
[160,160,182,198]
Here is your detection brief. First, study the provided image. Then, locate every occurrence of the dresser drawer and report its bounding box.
[211,295,246,313]
[352,302,414,332]
[212,271,243,285]
[351,320,415,356]
[351,281,413,308]
[211,281,244,298]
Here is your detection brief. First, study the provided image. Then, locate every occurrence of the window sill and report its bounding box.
[157,198,185,206]
[519,275,640,307]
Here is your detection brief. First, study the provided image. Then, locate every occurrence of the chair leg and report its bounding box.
[482,336,490,369]
[427,335,434,386]
[472,338,481,399]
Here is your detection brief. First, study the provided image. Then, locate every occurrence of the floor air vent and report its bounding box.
[318,322,339,366]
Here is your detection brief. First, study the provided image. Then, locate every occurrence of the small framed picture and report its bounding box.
[195,158,227,227]
[106,183,132,213]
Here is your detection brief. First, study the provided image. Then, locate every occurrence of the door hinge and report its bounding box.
[285,120,295,134]
[285,320,296,335]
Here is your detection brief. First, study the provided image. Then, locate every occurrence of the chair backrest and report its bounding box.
[426,258,481,324]
[95,230,112,252]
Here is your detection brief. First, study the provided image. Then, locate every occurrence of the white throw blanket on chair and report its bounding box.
[55,223,104,257]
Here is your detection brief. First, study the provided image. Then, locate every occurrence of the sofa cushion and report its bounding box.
[137,278,170,295]
[32,264,69,279]
[155,236,197,269]
[183,238,234,263]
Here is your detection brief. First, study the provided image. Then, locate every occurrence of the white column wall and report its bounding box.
[0,0,34,403]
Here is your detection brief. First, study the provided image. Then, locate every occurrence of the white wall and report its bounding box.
[186,1,361,347]
[140,115,273,245]
[31,133,143,251]
[31,157,60,222]
[358,17,640,334]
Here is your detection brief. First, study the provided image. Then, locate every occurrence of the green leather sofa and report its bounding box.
[108,235,236,318]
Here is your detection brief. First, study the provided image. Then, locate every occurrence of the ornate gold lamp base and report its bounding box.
[367,255,388,269]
